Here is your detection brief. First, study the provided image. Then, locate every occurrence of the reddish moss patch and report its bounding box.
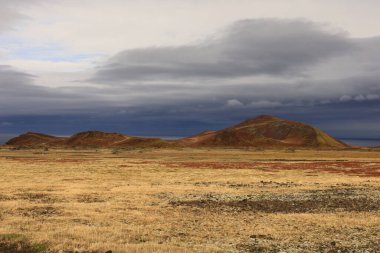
[162,161,380,177]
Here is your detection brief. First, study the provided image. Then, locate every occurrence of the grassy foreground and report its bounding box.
[0,148,379,252]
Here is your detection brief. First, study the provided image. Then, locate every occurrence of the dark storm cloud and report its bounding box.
[2,18,380,140]
[0,65,62,112]
[82,19,380,139]
[0,65,96,114]
[89,20,380,114]
[4,19,378,114]
[94,19,353,82]
[0,65,38,94]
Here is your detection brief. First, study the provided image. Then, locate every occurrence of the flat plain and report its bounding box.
[0,147,379,252]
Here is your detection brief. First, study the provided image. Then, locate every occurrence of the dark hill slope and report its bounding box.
[179,115,349,149]
[66,131,171,148]
[66,131,130,147]
[6,132,66,147]
[7,131,172,148]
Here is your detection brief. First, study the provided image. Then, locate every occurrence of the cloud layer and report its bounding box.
[95,19,352,82]
[91,19,379,112]
[1,18,379,139]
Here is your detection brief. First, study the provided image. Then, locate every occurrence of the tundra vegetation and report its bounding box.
[0,147,379,252]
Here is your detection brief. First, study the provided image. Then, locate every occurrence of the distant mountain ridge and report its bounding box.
[5,115,350,149]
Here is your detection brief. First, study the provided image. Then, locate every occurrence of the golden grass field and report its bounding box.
[0,147,380,252]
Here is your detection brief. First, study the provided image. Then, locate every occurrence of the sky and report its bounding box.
[0,0,380,142]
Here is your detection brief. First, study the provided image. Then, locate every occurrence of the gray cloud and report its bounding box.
[0,0,38,33]
[0,65,60,112]
[0,65,99,114]
[0,1,43,61]
[94,19,353,82]
[0,7,23,33]
[88,19,380,114]
[1,18,380,139]
[3,19,380,116]
[0,65,35,89]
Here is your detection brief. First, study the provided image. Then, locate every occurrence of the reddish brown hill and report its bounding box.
[115,137,172,148]
[6,131,172,148]
[6,132,66,147]
[66,131,171,148]
[66,131,130,147]
[179,115,349,149]
[5,115,349,149]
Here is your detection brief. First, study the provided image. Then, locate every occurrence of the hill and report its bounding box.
[66,131,171,148]
[6,132,66,148]
[66,131,130,148]
[5,115,349,149]
[179,115,349,149]
[6,131,172,148]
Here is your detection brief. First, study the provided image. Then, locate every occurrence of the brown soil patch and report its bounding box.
[171,197,380,213]
[170,186,380,213]
[238,230,380,253]
[163,161,380,177]
[76,194,108,203]
[16,193,61,204]
[16,206,62,217]
[5,157,90,163]
[0,194,14,201]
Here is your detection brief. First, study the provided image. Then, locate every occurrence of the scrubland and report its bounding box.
[0,147,379,252]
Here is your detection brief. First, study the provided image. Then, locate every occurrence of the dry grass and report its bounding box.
[0,147,379,252]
